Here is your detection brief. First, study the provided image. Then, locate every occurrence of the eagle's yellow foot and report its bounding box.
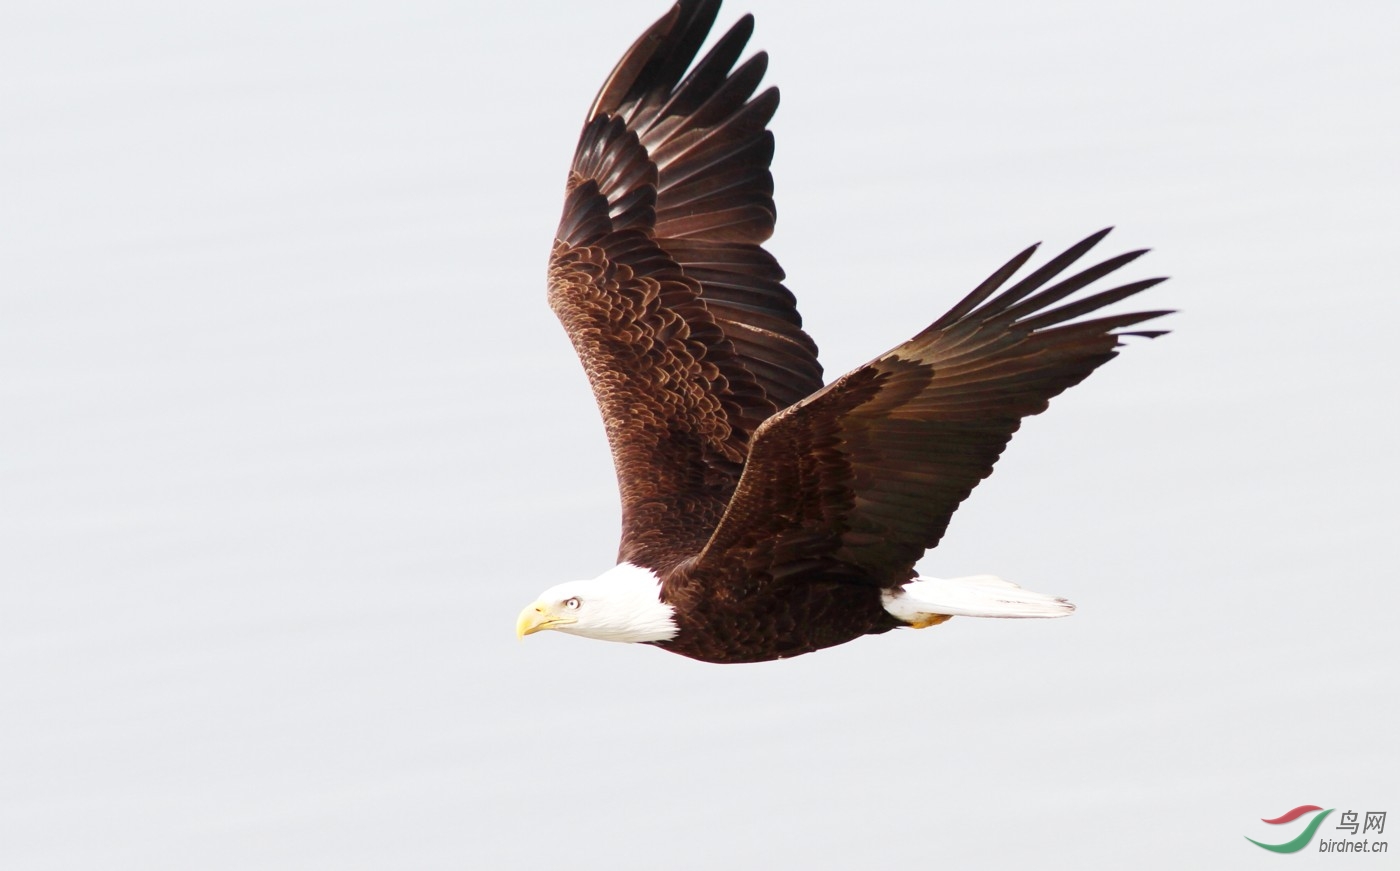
[908,614,952,629]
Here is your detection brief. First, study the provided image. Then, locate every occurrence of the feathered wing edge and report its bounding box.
[565,0,822,419]
[549,1,822,569]
[693,228,1171,589]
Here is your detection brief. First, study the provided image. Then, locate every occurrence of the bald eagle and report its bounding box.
[516,0,1169,663]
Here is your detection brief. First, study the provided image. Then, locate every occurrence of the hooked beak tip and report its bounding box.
[516,603,550,640]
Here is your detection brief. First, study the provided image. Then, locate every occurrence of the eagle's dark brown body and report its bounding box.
[536,0,1168,663]
[654,564,902,663]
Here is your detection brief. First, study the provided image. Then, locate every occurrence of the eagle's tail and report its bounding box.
[881,574,1075,626]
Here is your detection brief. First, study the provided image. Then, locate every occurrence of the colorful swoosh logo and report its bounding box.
[1246,805,1334,853]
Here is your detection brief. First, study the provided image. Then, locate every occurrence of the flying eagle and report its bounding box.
[516,0,1168,663]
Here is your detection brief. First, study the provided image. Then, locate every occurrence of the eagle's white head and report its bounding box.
[516,562,679,644]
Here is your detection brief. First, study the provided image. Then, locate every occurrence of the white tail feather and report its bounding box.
[882,574,1075,622]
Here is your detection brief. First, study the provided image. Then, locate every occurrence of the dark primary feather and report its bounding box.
[549,0,821,570]
[692,229,1170,593]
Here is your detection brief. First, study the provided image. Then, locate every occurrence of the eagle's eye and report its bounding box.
[563,597,581,610]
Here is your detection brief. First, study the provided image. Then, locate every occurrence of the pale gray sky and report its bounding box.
[4,1,1397,868]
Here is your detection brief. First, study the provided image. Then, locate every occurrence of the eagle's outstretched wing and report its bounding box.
[692,229,1170,590]
[549,0,821,570]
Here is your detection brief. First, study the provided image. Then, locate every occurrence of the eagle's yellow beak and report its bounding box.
[516,602,573,639]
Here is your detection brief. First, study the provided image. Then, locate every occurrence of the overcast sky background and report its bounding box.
[4,1,1397,868]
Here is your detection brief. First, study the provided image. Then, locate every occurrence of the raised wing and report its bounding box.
[549,0,822,570]
[692,229,1170,589]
